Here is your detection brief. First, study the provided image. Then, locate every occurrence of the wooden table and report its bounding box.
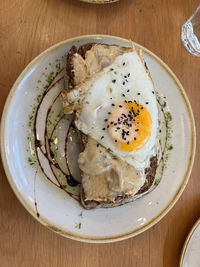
[0,0,200,266]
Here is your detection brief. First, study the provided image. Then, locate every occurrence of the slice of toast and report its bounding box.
[62,43,159,209]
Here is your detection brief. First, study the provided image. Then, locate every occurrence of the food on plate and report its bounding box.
[61,43,162,209]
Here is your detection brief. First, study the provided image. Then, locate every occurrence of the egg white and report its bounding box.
[74,51,159,170]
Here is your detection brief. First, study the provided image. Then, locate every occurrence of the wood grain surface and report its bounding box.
[0,0,200,266]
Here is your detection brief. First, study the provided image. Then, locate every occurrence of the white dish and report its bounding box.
[0,35,196,243]
[180,218,200,267]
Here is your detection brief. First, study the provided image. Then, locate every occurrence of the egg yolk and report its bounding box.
[108,102,152,152]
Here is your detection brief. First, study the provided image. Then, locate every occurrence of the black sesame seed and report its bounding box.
[123,62,126,66]
[128,73,130,77]
[127,141,130,144]
[127,90,130,92]
[102,128,106,130]
[159,129,162,133]
[135,129,139,132]
[110,121,114,124]
[124,100,127,103]
[115,140,117,142]
[134,137,136,140]
[123,82,125,85]
[128,100,132,103]
[119,105,123,108]
[104,119,108,122]
[97,144,100,147]
[108,112,111,114]
[124,75,127,78]
[114,123,117,126]
[117,127,120,130]
[141,107,144,110]
[112,79,116,83]
[110,98,112,100]
[107,125,110,128]
[146,102,149,104]
[101,136,104,139]
[137,93,141,95]
[112,103,115,106]
[110,68,114,71]
[152,91,155,94]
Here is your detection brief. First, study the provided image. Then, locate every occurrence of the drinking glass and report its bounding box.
[182,5,200,56]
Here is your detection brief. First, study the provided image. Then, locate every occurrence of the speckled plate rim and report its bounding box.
[179,218,200,266]
[0,34,196,243]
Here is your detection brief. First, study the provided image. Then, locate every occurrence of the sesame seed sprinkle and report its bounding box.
[123,62,126,66]
[112,79,116,83]
[97,144,100,147]
[104,119,108,122]
[102,128,106,130]
[101,136,104,139]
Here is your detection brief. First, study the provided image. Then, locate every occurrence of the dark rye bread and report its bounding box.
[65,43,159,209]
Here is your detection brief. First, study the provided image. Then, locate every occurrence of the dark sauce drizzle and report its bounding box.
[33,71,80,217]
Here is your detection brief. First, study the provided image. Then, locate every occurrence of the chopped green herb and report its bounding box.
[46,71,54,83]
[56,62,61,71]
[154,179,159,185]
[75,223,81,229]
[79,212,83,218]
[166,112,172,122]
[161,101,167,108]
[167,145,173,151]
[61,184,67,189]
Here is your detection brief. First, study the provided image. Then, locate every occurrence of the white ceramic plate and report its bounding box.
[1,35,196,243]
[180,218,200,267]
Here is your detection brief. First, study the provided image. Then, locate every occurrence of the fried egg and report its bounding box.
[72,51,159,169]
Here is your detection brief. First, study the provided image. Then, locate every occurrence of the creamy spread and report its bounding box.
[62,43,160,203]
[78,137,145,202]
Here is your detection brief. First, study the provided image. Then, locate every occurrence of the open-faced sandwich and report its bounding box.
[61,42,162,209]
